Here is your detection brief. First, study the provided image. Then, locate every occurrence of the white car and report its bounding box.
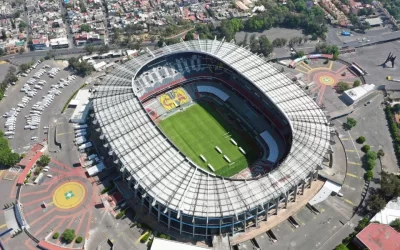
[47,174,52,178]
[31,136,38,140]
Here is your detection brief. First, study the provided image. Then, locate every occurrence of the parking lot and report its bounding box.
[0,60,87,154]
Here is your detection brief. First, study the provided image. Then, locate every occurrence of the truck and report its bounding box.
[75,131,87,137]
[75,138,87,145]
[87,154,98,161]
[78,142,92,150]
[74,124,88,130]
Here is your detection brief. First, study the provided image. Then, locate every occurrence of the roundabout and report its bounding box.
[52,181,86,209]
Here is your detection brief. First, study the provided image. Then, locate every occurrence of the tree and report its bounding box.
[356,217,370,232]
[334,244,349,250]
[84,45,95,55]
[185,32,194,41]
[390,218,400,232]
[80,24,91,33]
[393,104,400,113]
[62,229,76,244]
[365,170,373,181]
[336,82,350,93]
[356,136,366,144]
[346,117,357,130]
[361,144,371,153]
[8,66,16,74]
[377,149,385,158]
[18,21,27,32]
[53,232,59,239]
[98,45,110,54]
[366,151,377,161]
[13,11,21,19]
[366,193,386,214]
[19,63,32,72]
[37,154,50,166]
[296,51,305,58]
[75,236,83,243]
[353,80,361,87]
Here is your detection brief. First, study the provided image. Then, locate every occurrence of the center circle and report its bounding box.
[53,182,85,209]
[319,76,335,86]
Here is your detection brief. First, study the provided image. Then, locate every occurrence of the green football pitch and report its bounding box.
[159,102,259,177]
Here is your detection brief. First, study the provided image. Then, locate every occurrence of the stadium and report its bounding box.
[91,39,332,237]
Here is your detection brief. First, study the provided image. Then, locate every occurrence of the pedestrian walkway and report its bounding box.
[319,135,347,185]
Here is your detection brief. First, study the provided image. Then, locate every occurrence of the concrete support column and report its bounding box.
[244,213,247,232]
[302,182,306,194]
[193,218,195,237]
[231,217,235,235]
[276,198,280,214]
[179,215,183,234]
[294,185,298,202]
[167,210,171,229]
[255,207,259,227]
[157,204,161,222]
[265,203,269,221]
[308,174,313,188]
[148,198,152,214]
[285,192,289,208]
[219,219,222,235]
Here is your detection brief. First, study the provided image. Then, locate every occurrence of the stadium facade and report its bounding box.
[91,39,332,237]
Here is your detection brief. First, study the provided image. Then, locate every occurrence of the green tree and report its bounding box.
[353,80,361,87]
[80,24,91,32]
[296,51,305,58]
[390,218,400,232]
[356,217,370,232]
[98,45,110,54]
[356,136,366,144]
[366,193,386,214]
[84,45,95,55]
[365,170,373,181]
[361,144,371,153]
[393,104,400,113]
[18,21,27,32]
[19,62,32,72]
[53,232,59,239]
[37,154,50,166]
[334,244,349,250]
[346,117,357,130]
[336,82,350,93]
[185,31,194,41]
[13,11,21,19]
[62,229,76,244]
[75,236,83,243]
[377,149,385,158]
[366,151,377,160]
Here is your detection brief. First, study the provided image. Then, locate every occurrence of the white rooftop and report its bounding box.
[343,84,375,102]
[70,89,91,124]
[151,238,209,250]
[372,197,400,225]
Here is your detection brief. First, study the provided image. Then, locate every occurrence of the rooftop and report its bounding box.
[356,223,400,250]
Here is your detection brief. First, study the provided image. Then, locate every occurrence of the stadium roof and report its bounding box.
[92,39,331,218]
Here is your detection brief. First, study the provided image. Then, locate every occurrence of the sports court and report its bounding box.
[159,102,259,177]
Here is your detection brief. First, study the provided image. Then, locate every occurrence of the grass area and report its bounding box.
[159,102,259,177]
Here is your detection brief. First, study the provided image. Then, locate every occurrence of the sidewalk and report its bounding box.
[319,135,347,185]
